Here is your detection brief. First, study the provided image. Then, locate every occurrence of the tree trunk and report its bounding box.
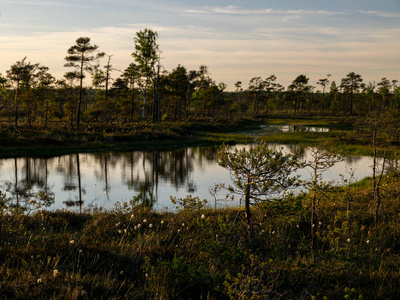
[245,174,254,240]
[142,94,146,121]
[14,158,19,206]
[372,128,380,223]
[131,84,135,122]
[375,153,386,223]
[77,154,83,213]
[14,82,20,128]
[77,63,83,129]
[311,193,316,249]
[152,62,160,122]
[105,56,112,102]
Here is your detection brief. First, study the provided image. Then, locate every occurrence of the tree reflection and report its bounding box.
[62,154,85,212]
[118,148,200,208]
[0,147,217,211]
[130,175,156,208]
[4,157,55,211]
[0,144,377,212]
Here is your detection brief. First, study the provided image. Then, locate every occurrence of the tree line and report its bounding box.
[1,28,399,129]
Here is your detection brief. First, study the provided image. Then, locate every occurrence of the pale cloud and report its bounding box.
[359,10,400,18]
[159,24,400,88]
[2,23,399,89]
[1,0,72,7]
[185,6,347,17]
[1,6,399,90]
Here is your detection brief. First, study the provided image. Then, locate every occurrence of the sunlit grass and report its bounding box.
[265,116,351,126]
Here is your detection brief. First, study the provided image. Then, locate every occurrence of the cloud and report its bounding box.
[359,10,400,18]
[0,0,72,7]
[158,24,400,88]
[0,21,399,90]
[185,6,347,17]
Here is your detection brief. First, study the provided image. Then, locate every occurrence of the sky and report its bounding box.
[1,0,399,90]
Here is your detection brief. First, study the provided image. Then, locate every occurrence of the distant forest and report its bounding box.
[1,29,399,129]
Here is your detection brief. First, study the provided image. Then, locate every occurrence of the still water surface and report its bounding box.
[0,143,381,212]
[236,124,331,136]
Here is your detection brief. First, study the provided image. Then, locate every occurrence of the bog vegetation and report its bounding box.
[1,137,400,299]
[2,171,400,299]
[1,28,400,299]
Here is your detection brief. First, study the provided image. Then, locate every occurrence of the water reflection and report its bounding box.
[3,157,55,211]
[262,125,330,133]
[0,145,387,212]
[237,125,331,137]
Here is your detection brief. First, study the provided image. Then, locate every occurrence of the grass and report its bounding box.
[0,118,261,158]
[1,116,398,158]
[261,118,400,157]
[265,116,352,128]
[2,173,400,299]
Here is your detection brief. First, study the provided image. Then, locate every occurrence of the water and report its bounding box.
[0,143,387,212]
[236,124,331,136]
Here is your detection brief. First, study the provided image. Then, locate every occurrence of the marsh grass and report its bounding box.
[1,174,400,299]
[0,117,261,158]
[0,116,396,158]
[262,126,400,158]
[264,116,351,127]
